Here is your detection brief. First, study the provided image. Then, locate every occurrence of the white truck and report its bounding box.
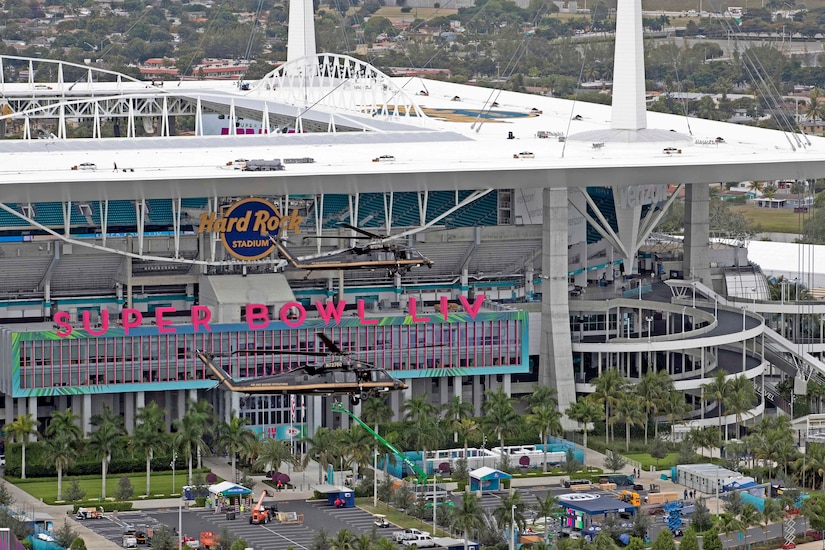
[402,534,437,548]
[393,528,424,542]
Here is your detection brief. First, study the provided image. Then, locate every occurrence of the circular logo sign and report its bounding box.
[285,427,300,437]
[558,493,601,502]
[219,198,281,261]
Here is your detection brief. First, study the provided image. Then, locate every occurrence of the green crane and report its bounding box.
[331,401,428,485]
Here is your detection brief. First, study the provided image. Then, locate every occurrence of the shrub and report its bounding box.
[65,480,86,502]
[195,497,206,508]
[69,537,87,550]
[206,472,218,483]
[456,480,467,492]
[115,477,134,501]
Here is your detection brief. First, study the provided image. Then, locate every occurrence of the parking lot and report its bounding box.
[80,498,397,550]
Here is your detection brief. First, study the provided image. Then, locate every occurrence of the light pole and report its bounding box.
[510,505,517,550]
[433,473,438,537]
[646,316,654,342]
[681,307,686,333]
[742,307,747,332]
[178,496,183,550]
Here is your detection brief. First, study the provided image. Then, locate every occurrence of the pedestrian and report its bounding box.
[684,489,688,500]
[113,162,118,172]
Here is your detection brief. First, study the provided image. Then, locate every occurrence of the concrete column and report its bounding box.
[403,379,413,403]
[82,394,92,436]
[17,398,26,418]
[136,391,145,410]
[454,376,462,402]
[503,374,511,396]
[460,268,469,298]
[390,389,402,422]
[684,184,712,284]
[440,378,449,405]
[541,187,576,428]
[177,391,186,423]
[472,376,482,416]
[124,392,135,435]
[4,395,13,426]
[28,396,37,426]
[307,395,323,436]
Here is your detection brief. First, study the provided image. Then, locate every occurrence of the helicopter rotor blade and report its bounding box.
[233,349,331,357]
[338,223,386,240]
[317,333,344,355]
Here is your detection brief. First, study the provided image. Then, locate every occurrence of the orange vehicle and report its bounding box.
[249,491,271,525]
[199,532,219,550]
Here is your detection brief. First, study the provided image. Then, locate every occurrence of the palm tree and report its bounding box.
[566,395,604,449]
[702,370,731,439]
[217,415,257,484]
[303,427,342,483]
[340,425,373,479]
[45,408,82,442]
[719,514,744,548]
[404,396,438,423]
[327,529,356,550]
[88,418,124,499]
[173,411,210,487]
[482,388,520,450]
[663,390,692,439]
[442,396,474,443]
[638,370,665,444]
[3,414,38,479]
[254,438,298,474]
[451,493,484,550]
[186,399,215,469]
[42,434,75,501]
[726,376,756,439]
[132,402,169,497]
[493,492,528,542]
[592,369,625,444]
[612,393,644,451]
[527,403,562,472]
[457,417,480,469]
[361,397,393,431]
[533,493,560,540]
[760,499,783,545]
[528,385,558,411]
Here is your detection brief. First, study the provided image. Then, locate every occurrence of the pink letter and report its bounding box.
[54,311,72,338]
[459,295,485,319]
[122,308,143,335]
[279,302,306,328]
[191,306,212,333]
[245,304,270,330]
[155,307,177,334]
[357,300,379,325]
[408,297,430,323]
[82,310,110,336]
[439,296,449,320]
[315,300,346,325]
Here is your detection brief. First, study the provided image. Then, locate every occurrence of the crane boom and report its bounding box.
[331,401,428,484]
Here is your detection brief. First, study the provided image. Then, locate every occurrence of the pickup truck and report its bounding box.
[393,528,424,542]
[402,534,437,548]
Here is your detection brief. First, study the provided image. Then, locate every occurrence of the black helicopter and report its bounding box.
[272,224,434,275]
[195,333,407,405]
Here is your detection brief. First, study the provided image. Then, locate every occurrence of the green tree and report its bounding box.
[761,498,783,544]
[303,427,343,483]
[218,525,237,550]
[803,497,825,537]
[173,406,211,487]
[482,388,520,450]
[638,370,665,444]
[566,395,604,449]
[254,438,298,474]
[45,408,82,442]
[493,491,528,539]
[328,529,356,550]
[88,405,125,499]
[3,414,37,479]
[65,479,86,502]
[726,376,756,440]
[603,450,627,472]
[217,415,258,483]
[692,498,714,532]
[115,476,134,501]
[451,493,484,550]
[533,493,560,537]
[613,393,645,451]
[702,527,724,550]
[53,520,78,549]
[230,541,250,550]
[442,396,474,443]
[651,529,676,550]
[69,538,88,550]
[527,403,562,472]
[592,369,625,444]
[132,401,169,497]
[42,433,76,501]
[680,529,699,550]
[663,391,692,432]
[702,370,731,439]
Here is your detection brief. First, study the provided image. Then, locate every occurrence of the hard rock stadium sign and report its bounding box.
[52,295,487,338]
[197,197,303,261]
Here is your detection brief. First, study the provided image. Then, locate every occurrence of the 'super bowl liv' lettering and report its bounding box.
[197,198,303,261]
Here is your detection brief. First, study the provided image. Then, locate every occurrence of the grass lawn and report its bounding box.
[623,452,678,471]
[358,499,450,537]
[731,204,807,235]
[11,470,218,505]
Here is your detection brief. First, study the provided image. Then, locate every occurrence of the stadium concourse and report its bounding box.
[0,0,825,448]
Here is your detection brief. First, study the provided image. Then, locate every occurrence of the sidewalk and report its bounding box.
[0,476,118,550]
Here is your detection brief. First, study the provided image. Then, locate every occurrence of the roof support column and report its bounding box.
[541,187,576,428]
[683,183,712,285]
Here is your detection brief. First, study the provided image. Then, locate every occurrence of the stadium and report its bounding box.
[0,0,824,445]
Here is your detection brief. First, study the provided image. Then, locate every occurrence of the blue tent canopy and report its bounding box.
[469,467,512,493]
